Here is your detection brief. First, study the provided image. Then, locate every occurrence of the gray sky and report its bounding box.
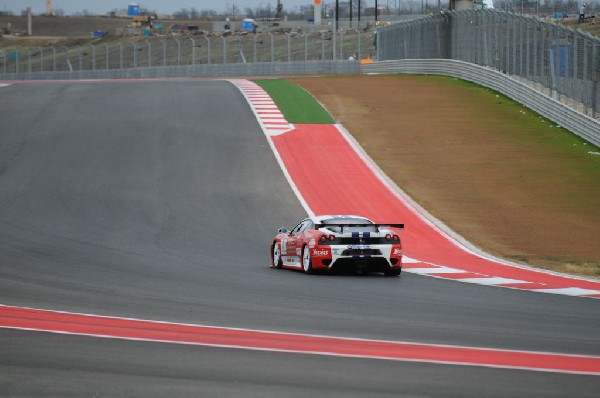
[0,1,349,15]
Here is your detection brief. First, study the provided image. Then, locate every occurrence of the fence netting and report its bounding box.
[377,10,600,119]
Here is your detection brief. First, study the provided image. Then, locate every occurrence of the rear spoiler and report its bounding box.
[316,223,404,233]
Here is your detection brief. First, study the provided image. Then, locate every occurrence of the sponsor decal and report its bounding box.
[347,244,372,250]
[309,238,316,248]
[281,237,288,253]
[296,248,302,256]
[393,248,403,256]
[312,249,329,256]
[332,249,340,255]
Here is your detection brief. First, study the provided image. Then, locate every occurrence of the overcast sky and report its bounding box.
[0,1,355,15]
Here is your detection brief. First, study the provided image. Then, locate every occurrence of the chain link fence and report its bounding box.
[1,29,375,78]
[377,9,600,119]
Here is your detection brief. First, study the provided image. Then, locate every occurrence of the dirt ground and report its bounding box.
[291,75,600,277]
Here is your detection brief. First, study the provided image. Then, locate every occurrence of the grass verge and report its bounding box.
[253,79,334,124]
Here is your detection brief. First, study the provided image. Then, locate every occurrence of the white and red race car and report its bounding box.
[271,215,404,276]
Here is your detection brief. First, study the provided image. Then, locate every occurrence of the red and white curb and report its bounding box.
[1,304,599,375]
[403,257,600,297]
[231,79,600,300]
[229,79,292,136]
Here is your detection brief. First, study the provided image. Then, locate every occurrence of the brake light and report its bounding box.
[319,234,336,243]
[385,234,400,241]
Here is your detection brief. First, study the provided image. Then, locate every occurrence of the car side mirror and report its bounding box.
[278,227,288,234]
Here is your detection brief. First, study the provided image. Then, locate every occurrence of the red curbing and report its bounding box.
[1,304,599,375]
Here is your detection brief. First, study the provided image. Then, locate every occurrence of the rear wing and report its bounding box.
[315,223,404,233]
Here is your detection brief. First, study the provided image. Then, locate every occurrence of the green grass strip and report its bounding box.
[254,79,335,124]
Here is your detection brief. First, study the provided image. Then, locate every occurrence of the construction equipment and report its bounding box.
[46,0,52,16]
[130,14,157,28]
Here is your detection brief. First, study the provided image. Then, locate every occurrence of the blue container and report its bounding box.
[93,31,107,37]
[241,19,256,31]
[128,4,140,16]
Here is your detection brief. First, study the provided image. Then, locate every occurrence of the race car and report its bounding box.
[271,215,404,276]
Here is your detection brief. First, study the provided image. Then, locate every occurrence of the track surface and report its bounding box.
[0,81,599,396]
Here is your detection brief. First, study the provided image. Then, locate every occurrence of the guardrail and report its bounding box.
[0,60,360,80]
[362,59,600,147]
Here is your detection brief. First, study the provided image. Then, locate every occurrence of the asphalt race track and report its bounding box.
[0,81,599,396]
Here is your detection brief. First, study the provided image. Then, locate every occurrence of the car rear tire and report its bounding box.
[385,268,401,277]
[301,245,314,274]
[272,241,283,269]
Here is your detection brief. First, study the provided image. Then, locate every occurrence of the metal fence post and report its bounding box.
[582,36,589,114]
[104,43,109,70]
[204,37,211,64]
[190,38,196,65]
[77,46,82,70]
[161,40,166,66]
[222,37,227,64]
[143,40,149,67]
[176,39,181,66]
[592,40,598,118]
[92,44,96,70]
[35,47,45,72]
[268,32,274,62]
[132,42,137,68]
[63,46,72,72]
[118,43,123,69]
[50,46,56,71]
[321,32,325,60]
[238,36,246,63]
[28,48,32,73]
[254,35,258,63]
[304,34,308,62]
[286,33,291,62]
[353,29,361,60]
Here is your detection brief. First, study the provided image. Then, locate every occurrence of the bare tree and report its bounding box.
[173,8,190,19]
[200,9,218,19]
[226,3,239,20]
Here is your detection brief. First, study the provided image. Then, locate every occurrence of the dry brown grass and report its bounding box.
[291,75,600,278]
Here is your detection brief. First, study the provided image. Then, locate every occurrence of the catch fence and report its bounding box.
[0,29,374,78]
[377,9,600,120]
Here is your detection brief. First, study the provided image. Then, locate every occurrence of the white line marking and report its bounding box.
[0,84,12,88]
[405,267,468,275]
[402,257,423,264]
[456,277,530,286]
[531,287,600,296]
